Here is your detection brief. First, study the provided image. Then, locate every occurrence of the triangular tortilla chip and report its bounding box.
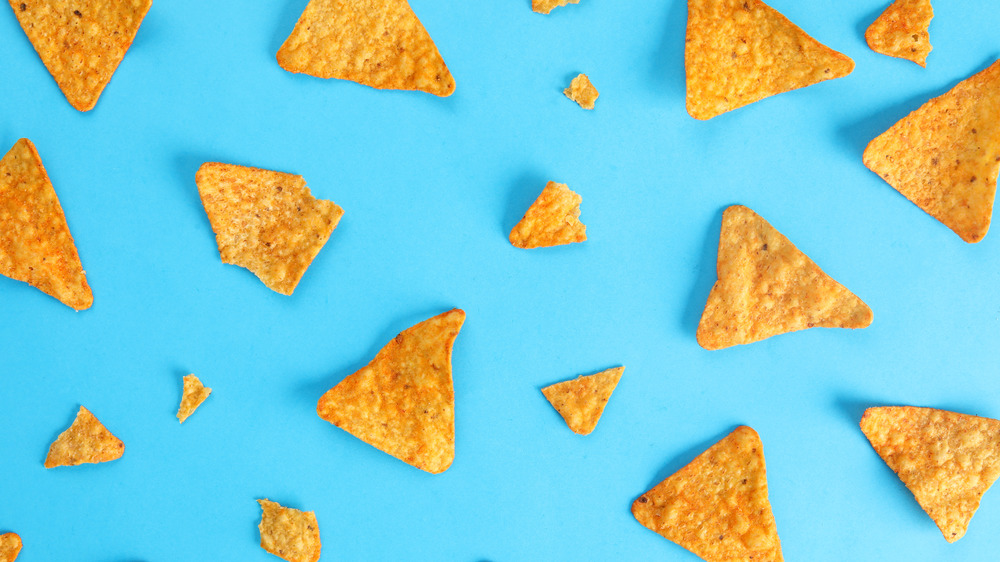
[863,60,1000,243]
[541,366,623,435]
[509,182,586,248]
[564,73,599,110]
[317,309,465,474]
[697,205,872,350]
[0,139,92,310]
[865,0,933,67]
[277,0,455,97]
[257,499,321,562]
[685,0,854,120]
[195,162,344,295]
[532,0,579,15]
[860,406,1000,542]
[177,374,211,423]
[632,426,783,561]
[0,533,21,562]
[44,406,124,468]
[9,0,152,111]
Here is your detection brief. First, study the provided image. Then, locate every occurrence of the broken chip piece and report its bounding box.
[865,0,933,67]
[532,0,579,15]
[685,0,854,120]
[564,73,599,110]
[860,406,1000,542]
[257,499,321,562]
[0,533,21,562]
[177,374,211,423]
[277,0,455,96]
[632,426,783,561]
[509,182,586,249]
[44,406,124,468]
[317,309,464,474]
[541,366,623,435]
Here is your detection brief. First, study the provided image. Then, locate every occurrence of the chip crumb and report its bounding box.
[564,73,599,110]
[865,0,933,67]
[532,0,579,15]
[541,366,623,435]
[44,406,124,468]
[257,499,321,562]
[509,182,586,249]
[177,374,212,423]
[0,533,21,562]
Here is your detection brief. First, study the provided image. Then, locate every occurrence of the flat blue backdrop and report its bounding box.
[2,1,999,560]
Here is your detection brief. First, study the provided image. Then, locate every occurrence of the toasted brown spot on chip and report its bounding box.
[177,374,212,423]
[44,406,124,468]
[257,499,321,562]
[509,182,586,248]
[865,0,933,67]
[541,366,623,435]
[0,533,21,562]
[532,0,579,15]
[564,73,599,110]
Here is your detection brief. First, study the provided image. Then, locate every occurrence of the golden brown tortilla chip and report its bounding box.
[317,309,464,473]
[863,60,1000,243]
[865,0,933,67]
[564,73,599,110]
[196,162,344,295]
[0,138,92,310]
[632,426,783,561]
[532,0,579,15]
[697,205,872,350]
[277,0,455,96]
[177,374,211,423]
[44,406,124,468]
[685,0,854,120]
[509,182,586,249]
[257,500,321,562]
[0,533,21,562]
[541,366,623,435]
[9,0,152,111]
[860,406,1000,542]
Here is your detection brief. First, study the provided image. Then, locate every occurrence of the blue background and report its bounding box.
[2,1,999,560]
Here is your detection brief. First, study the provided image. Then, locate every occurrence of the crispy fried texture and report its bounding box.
[177,374,211,423]
[317,309,464,473]
[257,499,321,562]
[632,426,783,561]
[44,406,124,468]
[685,0,854,120]
[564,73,599,110]
[9,0,152,111]
[277,0,455,96]
[532,0,578,15]
[865,0,933,67]
[541,366,623,435]
[697,206,872,349]
[0,533,21,562]
[860,406,1000,542]
[196,163,344,295]
[509,182,586,248]
[0,138,92,310]
[863,60,1000,243]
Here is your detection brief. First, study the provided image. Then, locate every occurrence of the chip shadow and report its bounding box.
[680,206,725,335]
[271,0,308,55]
[636,425,740,500]
[854,4,886,40]
[502,170,551,238]
[647,0,686,99]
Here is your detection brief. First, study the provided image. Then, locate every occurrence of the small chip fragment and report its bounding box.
[44,406,124,468]
[317,309,465,473]
[863,60,1000,243]
[697,206,872,350]
[541,366,623,435]
[177,374,211,423]
[509,182,586,248]
[257,499,321,562]
[685,0,854,120]
[865,0,933,67]
[860,406,1000,542]
[277,0,455,96]
[564,73,599,110]
[196,163,344,295]
[632,426,783,561]
[0,533,21,562]
[532,0,579,15]
[0,139,92,310]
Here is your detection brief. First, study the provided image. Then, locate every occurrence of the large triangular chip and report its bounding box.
[632,426,783,561]
[541,366,623,435]
[257,499,322,562]
[685,0,854,120]
[509,181,586,248]
[0,139,92,310]
[860,406,1000,542]
[177,374,211,423]
[195,162,344,295]
[9,0,153,111]
[865,0,933,67]
[697,206,872,350]
[0,533,21,562]
[317,309,464,474]
[863,60,1000,243]
[44,406,124,468]
[277,0,455,97]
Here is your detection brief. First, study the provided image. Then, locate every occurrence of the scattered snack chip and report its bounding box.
[860,406,1000,542]
[257,499,321,562]
[685,0,854,120]
[44,406,124,468]
[0,533,21,562]
[177,374,211,423]
[0,138,92,310]
[196,162,344,295]
[317,309,465,474]
[564,73,599,110]
[533,0,579,15]
[697,205,872,350]
[509,182,586,248]
[9,0,153,111]
[865,0,933,67]
[863,60,1000,243]
[541,366,623,435]
[277,0,455,96]
[632,426,783,561]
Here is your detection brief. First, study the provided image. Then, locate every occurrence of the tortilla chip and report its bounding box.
[177,374,211,423]
[195,162,344,295]
[257,499,321,562]
[277,0,455,97]
[632,426,783,561]
[860,406,1000,542]
[9,0,152,111]
[541,366,623,435]
[685,0,854,120]
[532,0,579,15]
[0,533,21,562]
[509,182,586,248]
[317,309,464,474]
[865,0,933,67]
[863,60,1000,243]
[0,138,92,310]
[44,406,124,468]
[564,73,599,110]
[697,205,872,350]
